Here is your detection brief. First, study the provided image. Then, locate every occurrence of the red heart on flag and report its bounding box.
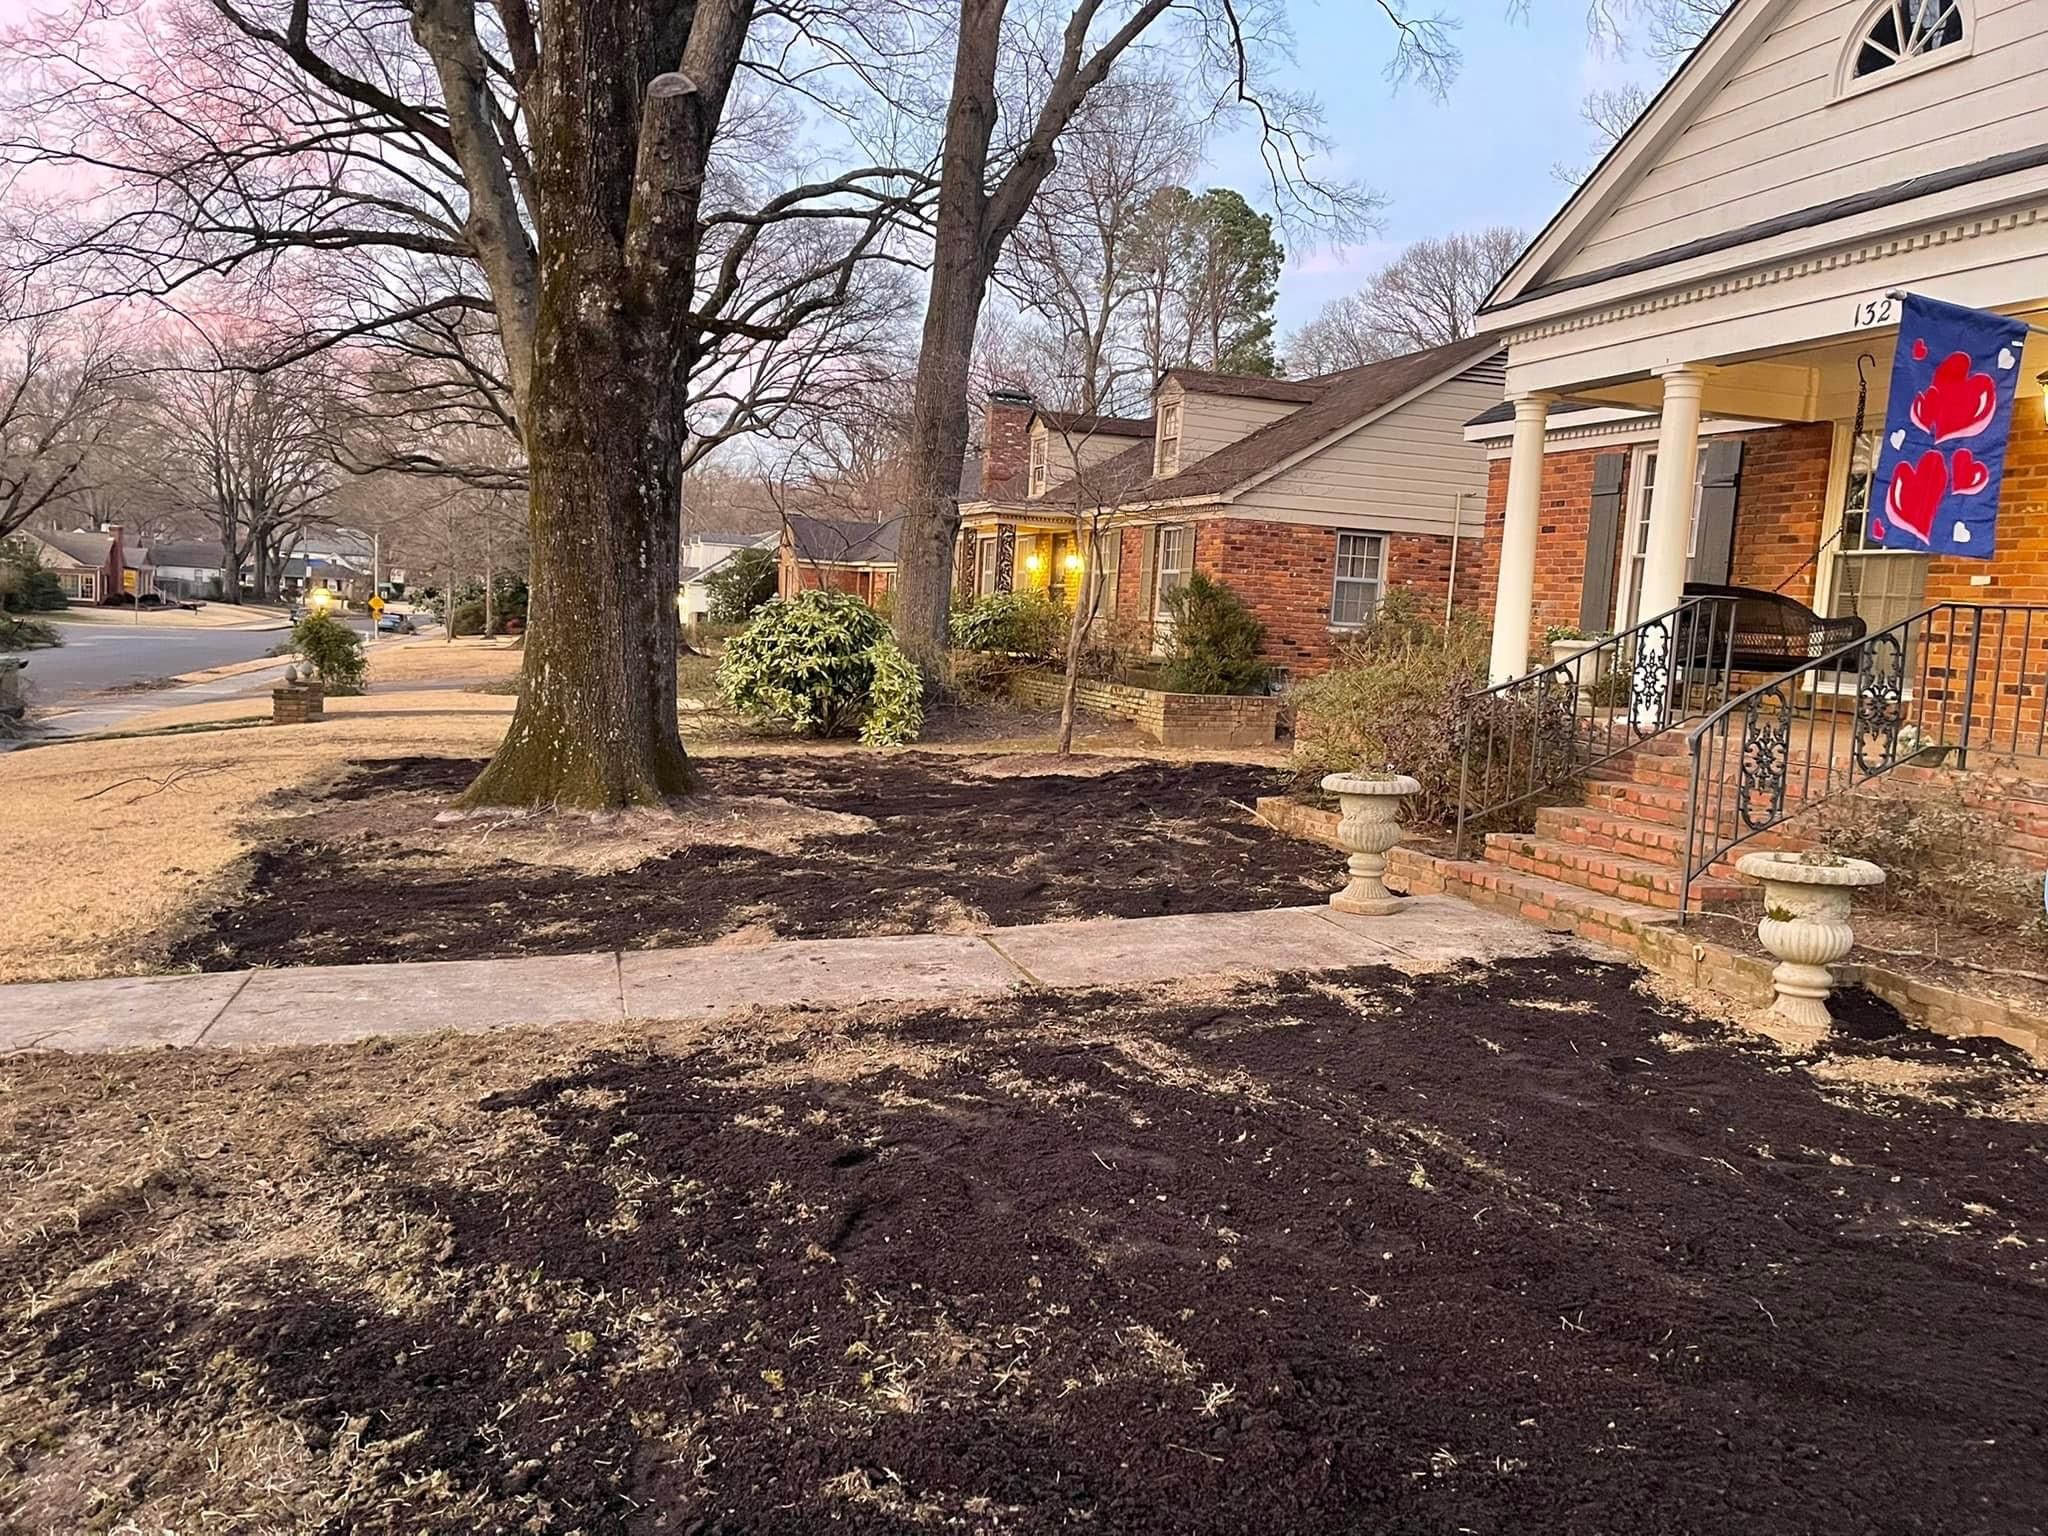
[1951,448,1990,495]
[1913,338,1928,361]
[1885,450,1946,544]
[1910,351,1997,443]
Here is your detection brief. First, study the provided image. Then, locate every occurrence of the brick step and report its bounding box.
[1483,833,1749,912]
[1390,847,1677,957]
[1532,805,1803,874]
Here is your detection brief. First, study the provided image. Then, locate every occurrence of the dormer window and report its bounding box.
[1155,402,1181,478]
[1028,429,1048,497]
[1848,0,1964,83]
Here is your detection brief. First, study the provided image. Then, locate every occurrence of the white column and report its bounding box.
[1488,393,1553,684]
[1637,365,1710,624]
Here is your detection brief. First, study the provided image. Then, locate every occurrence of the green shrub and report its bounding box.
[0,538,67,613]
[1160,573,1271,695]
[0,613,60,650]
[717,590,921,743]
[1291,591,1567,829]
[291,610,367,694]
[704,547,778,624]
[949,590,1065,658]
[861,634,924,746]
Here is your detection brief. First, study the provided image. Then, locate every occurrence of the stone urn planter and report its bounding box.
[1548,635,1605,710]
[1736,850,1886,1029]
[1321,772,1420,915]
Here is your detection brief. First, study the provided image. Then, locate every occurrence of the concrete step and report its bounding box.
[1482,832,1748,912]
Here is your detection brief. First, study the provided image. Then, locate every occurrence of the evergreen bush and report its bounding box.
[1160,573,1272,694]
[704,547,778,624]
[717,590,921,743]
[948,590,1065,658]
[291,610,368,693]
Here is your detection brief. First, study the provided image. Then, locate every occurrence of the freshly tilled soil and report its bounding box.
[5,955,2046,1533]
[168,753,1341,968]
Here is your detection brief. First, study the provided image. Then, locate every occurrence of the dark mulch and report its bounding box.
[8,954,2048,1533]
[168,753,1340,969]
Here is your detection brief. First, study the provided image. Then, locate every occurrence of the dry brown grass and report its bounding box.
[0,708,514,983]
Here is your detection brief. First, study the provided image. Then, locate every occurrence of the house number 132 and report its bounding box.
[1853,295,1897,328]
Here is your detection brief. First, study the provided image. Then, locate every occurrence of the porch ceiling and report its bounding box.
[1559,306,2048,425]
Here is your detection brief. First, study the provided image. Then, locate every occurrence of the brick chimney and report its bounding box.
[982,387,1035,500]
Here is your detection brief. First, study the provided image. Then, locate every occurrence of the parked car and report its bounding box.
[377,611,419,635]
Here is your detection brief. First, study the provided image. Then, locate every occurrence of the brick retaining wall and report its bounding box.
[1010,671,1278,749]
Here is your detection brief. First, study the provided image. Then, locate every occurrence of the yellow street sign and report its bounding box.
[122,569,138,594]
[369,596,385,613]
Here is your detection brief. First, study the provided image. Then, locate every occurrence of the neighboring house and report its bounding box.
[147,540,230,601]
[778,513,902,604]
[281,556,370,602]
[679,530,777,624]
[956,334,1506,677]
[1472,0,2048,684]
[16,526,154,603]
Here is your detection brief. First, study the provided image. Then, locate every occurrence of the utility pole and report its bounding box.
[484,518,495,639]
[446,500,457,646]
[368,529,381,647]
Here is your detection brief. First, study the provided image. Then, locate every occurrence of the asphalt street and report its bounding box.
[20,617,369,709]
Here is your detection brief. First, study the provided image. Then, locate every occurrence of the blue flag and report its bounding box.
[1867,293,2029,560]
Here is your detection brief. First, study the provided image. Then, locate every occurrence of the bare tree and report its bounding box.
[0,305,131,541]
[137,350,341,604]
[1043,420,1151,755]
[890,0,1441,668]
[1282,225,1522,373]
[1553,0,1725,182]
[2,0,926,806]
[999,75,1201,415]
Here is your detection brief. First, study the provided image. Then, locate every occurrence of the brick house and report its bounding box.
[777,512,900,604]
[1475,0,2048,684]
[16,526,153,603]
[956,334,1506,679]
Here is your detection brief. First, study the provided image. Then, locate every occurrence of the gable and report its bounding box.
[1497,0,2048,307]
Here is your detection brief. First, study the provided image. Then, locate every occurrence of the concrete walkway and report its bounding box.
[0,897,1565,1054]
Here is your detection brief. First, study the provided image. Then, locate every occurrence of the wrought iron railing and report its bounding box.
[1454,596,1741,855]
[1677,603,2048,918]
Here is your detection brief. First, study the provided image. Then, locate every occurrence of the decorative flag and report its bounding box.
[1867,293,2029,560]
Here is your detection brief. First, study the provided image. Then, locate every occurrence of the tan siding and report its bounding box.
[1552,0,2048,280]
[1230,366,1498,538]
[1175,391,1300,471]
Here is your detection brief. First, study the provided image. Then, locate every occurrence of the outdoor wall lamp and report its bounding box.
[1063,552,1083,573]
[1023,552,1044,573]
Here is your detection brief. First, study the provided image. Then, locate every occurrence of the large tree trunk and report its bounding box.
[458,0,707,809]
[889,0,1003,671]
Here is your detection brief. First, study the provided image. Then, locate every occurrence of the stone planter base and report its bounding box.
[1321,772,1420,916]
[1736,851,1885,1029]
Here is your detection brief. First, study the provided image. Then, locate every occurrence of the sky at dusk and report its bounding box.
[1211,0,1677,333]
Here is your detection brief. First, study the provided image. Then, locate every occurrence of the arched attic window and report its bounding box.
[1849,0,1965,82]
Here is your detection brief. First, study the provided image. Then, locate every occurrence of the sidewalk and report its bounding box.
[0,897,1567,1054]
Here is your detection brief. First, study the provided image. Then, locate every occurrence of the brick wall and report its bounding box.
[1726,423,1833,601]
[982,395,1034,499]
[1009,670,1279,748]
[1478,422,1837,648]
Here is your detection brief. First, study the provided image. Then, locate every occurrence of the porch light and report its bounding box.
[2039,372,2048,426]
[1023,551,1043,574]
[1063,551,1083,573]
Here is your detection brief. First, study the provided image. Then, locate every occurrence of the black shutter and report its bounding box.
[1693,439,1744,587]
[1579,451,1627,631]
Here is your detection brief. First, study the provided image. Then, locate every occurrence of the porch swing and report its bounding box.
[1678,355,1879,676]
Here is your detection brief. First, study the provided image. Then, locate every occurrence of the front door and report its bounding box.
[1614,443,1712,629]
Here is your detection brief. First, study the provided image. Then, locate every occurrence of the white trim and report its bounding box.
[1832,0,1973,101]
[1483,0,1800,314]
[1477,414,1782,457]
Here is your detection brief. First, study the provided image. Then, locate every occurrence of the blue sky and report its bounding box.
[1206,0,1677,332]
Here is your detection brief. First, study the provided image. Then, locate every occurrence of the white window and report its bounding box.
[1152,524,1191,620]
[975,534,997,595]
[1850,0,1964,82]
[1616,444,1708,630]
[1330,532,1386,628]
[1155,403,1181,478]
[1093,526,1120,617]
[1028,430,1048,497]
